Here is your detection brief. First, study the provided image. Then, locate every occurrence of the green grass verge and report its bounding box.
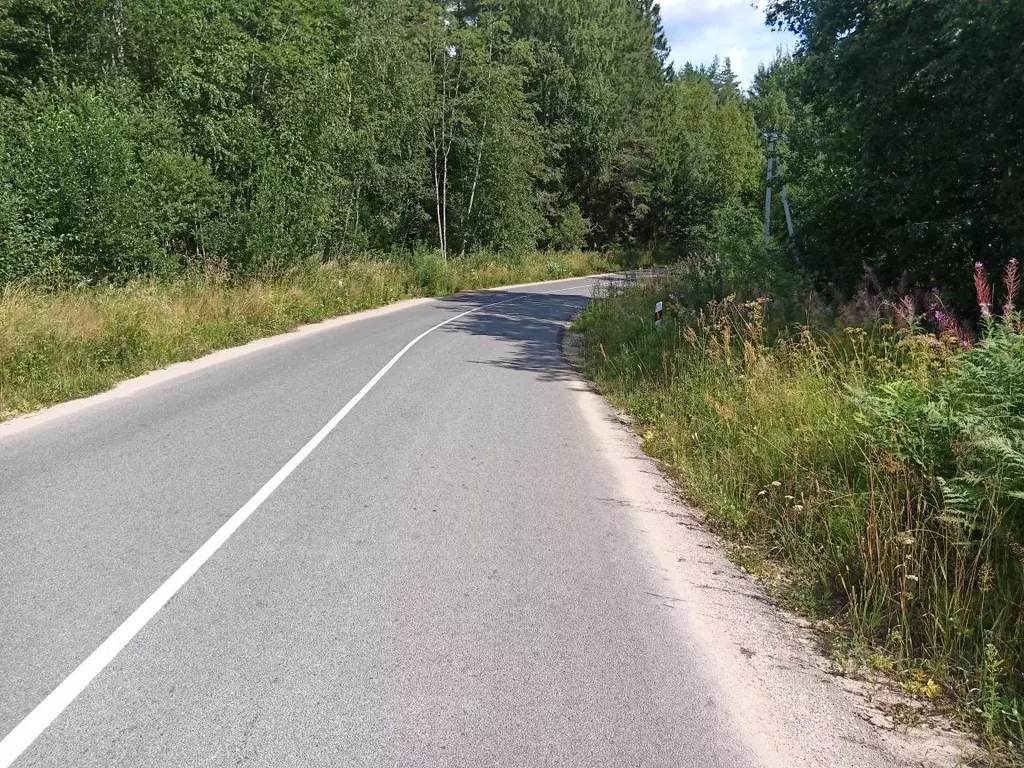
[576,269,1024,763]
[0,250,614,420]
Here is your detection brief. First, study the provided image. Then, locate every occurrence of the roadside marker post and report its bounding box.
[655,301,664,327]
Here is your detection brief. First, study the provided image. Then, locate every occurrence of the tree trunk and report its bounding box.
[108,0,125,72]
[461,118,487,257]
[441,141,450,262]
[433,128,446,259]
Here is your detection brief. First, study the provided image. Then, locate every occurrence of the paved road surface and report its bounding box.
[0,277,891,767]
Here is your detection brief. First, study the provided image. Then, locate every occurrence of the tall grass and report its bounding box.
[577,261,1024,758]
[0,250,613,420]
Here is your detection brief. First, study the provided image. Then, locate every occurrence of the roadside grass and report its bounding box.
[0,250,613,420]
[576,262,1024,762]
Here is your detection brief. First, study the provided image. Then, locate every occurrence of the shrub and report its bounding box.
[0,83,223,282]
[0,169,59,283]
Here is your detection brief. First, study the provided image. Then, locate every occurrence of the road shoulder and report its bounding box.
[562,326,977,768]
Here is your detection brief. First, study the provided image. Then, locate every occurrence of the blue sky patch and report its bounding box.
[660,0,798,87]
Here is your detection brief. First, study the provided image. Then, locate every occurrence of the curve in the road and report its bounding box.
[0,282,588,768]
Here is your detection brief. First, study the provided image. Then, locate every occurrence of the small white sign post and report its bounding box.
[655,301,664,327]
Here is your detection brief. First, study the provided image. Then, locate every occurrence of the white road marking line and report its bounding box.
[0,281,592,767]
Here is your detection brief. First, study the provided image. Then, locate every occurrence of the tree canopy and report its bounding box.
[2,0,1017,306]
[0,0,764,283]
[764,0,1024,303]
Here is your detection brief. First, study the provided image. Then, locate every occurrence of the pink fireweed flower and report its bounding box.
[1004,258,1020,315]
[975,262,992,319]
[933,310,973,349]
[893,294,916,329]
[901,294,915,317]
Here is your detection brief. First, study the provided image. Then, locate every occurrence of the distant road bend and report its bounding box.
[1,276,913,767]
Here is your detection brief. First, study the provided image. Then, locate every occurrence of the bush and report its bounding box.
[0,83,223,283]
[544,203,590,252]
[411,250,450,296]
[0,171,59,283]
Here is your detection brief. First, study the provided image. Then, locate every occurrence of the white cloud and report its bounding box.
[661,0,744,13]
[725,46,750,80]
[658,0,797,86]
[659,0,771,17]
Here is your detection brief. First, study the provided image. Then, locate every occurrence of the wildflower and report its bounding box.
[932,310,973,349]
[784,495,794,501]
[901,294,915,318]
[1004,258,1020,315]
[792,504,805,512]
[893,294,916,330]
[757,490,767,497]
[979,562,994,593]
[914,333,944,351]
[1012,542,1024,569]
[975,262,992,319]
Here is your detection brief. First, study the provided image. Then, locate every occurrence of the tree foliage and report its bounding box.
[764,0,1024,306]
[0,0,768,283]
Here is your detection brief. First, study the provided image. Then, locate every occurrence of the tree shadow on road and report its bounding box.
[433,285,601,383]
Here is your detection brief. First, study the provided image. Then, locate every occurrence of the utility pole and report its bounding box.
[763,131,794,243]
[780,185,795,238]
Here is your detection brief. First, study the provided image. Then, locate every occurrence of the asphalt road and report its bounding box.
[0,276,854,767]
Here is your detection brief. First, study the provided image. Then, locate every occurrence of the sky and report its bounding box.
[659,0,799,88]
